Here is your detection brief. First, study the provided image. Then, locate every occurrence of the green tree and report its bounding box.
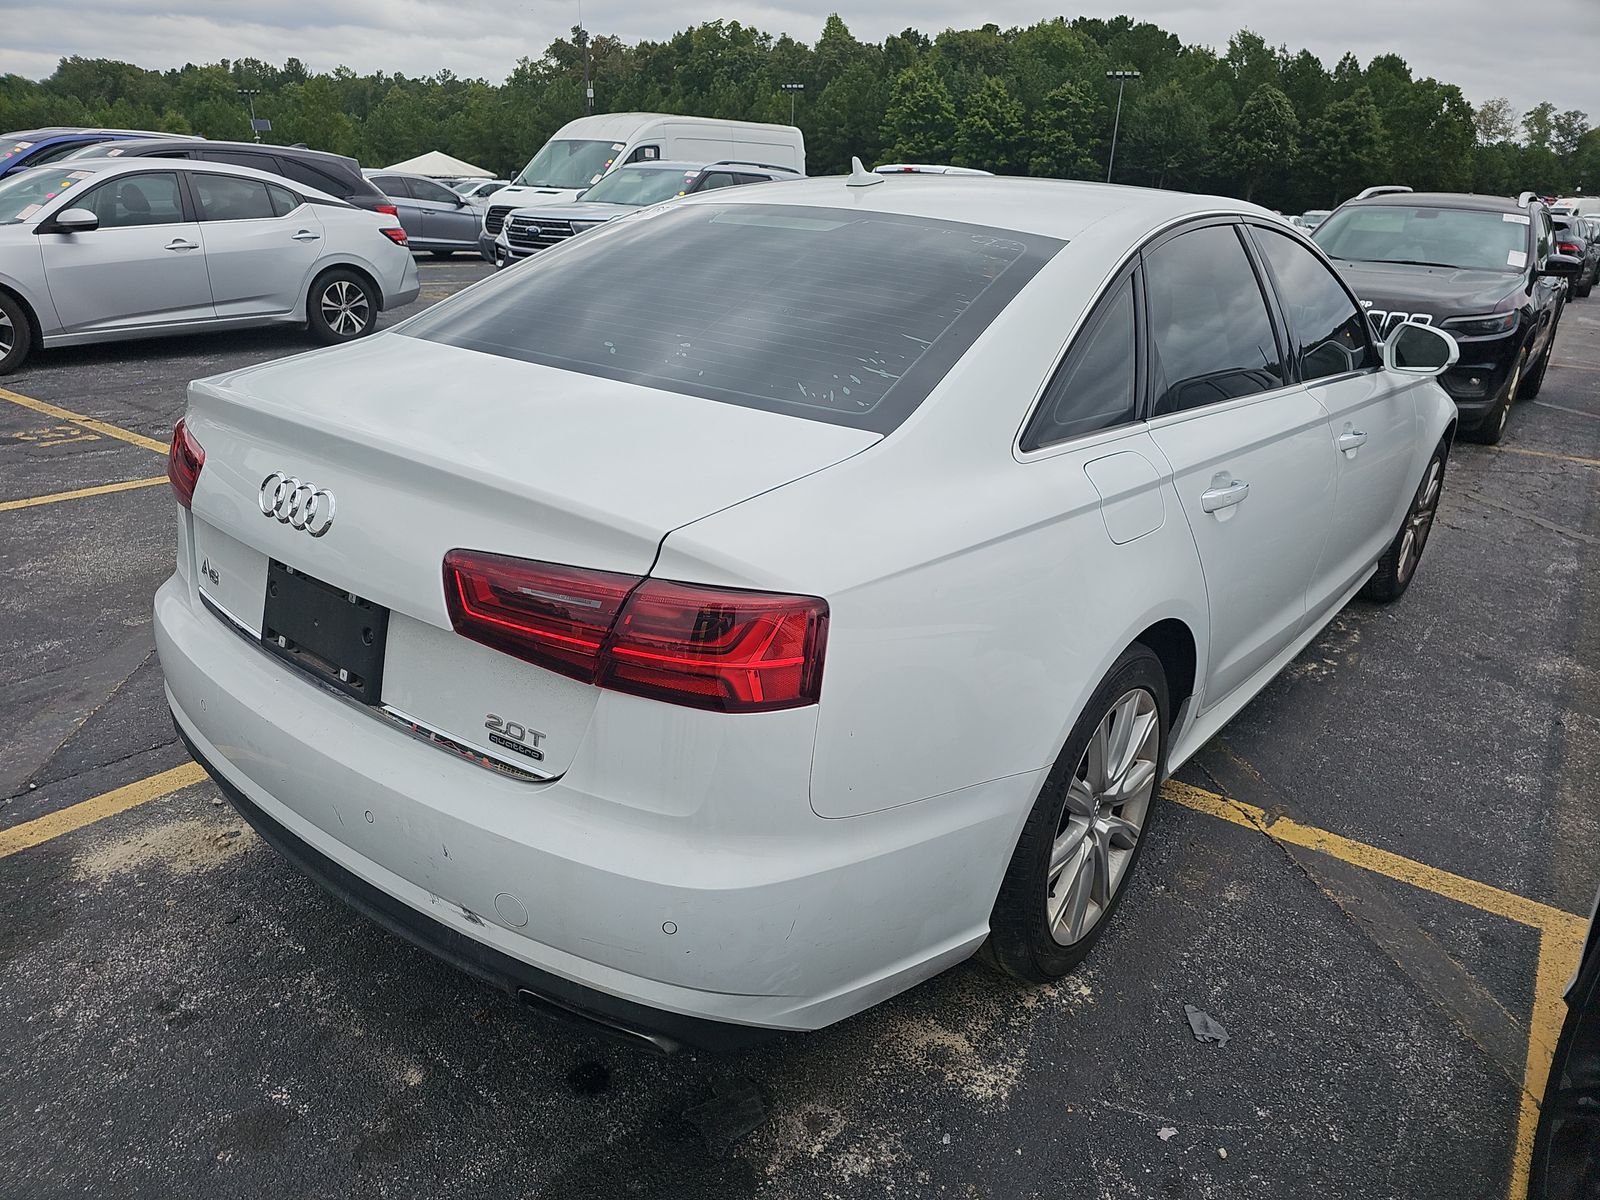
[1122,79,1209,188]
[811,61,886,173]
[1028,82,1101,179]
[1300,88,1387,205]
[1222,83,1298,200]
[880,63,956,162]
[955,75,1026,173]
[1523,102,1557,149]
[1474,97,1518,144]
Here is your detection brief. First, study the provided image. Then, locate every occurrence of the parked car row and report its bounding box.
[0,156,417,374]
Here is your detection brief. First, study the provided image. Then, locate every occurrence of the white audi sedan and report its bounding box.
[155,173,1459,1051]
[0,157,418,375]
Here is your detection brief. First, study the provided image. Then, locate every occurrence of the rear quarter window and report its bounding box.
[401,203,1063,433]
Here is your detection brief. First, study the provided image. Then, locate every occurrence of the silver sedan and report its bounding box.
[0,157,420,375]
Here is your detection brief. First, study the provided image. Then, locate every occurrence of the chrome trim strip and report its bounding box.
[198,590,546,785]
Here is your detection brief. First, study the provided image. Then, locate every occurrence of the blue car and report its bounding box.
[0,128,203,179]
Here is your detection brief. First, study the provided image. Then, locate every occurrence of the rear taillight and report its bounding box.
[1558,241,1581,255]
[443,552,828,712]
[380,226,408,245]
[375,203,399,217]
[167,418,203,509]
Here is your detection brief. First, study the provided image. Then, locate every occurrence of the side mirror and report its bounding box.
[44,207,99,233]
[1537,253,1583,279]
[1384,320,1459,377]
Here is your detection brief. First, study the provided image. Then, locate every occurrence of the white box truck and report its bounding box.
[477,112,805,260]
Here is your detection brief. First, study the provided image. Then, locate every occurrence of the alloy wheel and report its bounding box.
[1046,687,1159,946]
[1397,457,1443,584]
[0,309,13,358]
[321,280,370,337]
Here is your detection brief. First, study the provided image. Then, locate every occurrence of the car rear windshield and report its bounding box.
[1314,204,1531,273]
[401,203,1062,433]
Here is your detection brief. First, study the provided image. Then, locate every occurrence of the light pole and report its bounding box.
[577,0,593,114]
[1104,69,1140,183]
[237,88,262,142]
[779,82,805,126]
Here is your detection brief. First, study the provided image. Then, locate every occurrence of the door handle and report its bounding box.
[1200,479,1251,512]
[1337,429,1368,455]
[291,230,321,241]
[164,239,200,251]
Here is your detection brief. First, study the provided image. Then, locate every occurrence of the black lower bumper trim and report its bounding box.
[173,719,780,1054]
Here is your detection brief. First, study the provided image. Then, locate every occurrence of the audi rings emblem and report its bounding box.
[259,472,336,537]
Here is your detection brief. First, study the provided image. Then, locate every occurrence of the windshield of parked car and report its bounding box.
[513,140,622,189]
[1314,204,1531,273]
[402,203,1062,433]
[579,167,696,207]
[0,166,97,223]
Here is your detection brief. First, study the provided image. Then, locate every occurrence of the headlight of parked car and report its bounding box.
[1443,312,1517,337]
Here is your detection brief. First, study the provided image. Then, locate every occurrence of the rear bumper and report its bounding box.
[174,720,768,1052]
[154,573,1029,1041]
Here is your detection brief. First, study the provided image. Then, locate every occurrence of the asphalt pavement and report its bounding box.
[0,255,1596,1200]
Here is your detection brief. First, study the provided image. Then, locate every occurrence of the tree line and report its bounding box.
[3,15,1596,211]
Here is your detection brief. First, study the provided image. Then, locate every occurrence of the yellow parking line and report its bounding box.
[1497,445,1600,469]
[1165,781,1583,935]
[1510,927,1586,1200]
[0,762,207,859]
[0,475,168,512]
[0,386,169,455]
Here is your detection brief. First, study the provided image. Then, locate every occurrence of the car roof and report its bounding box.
[17,155,346,201]
[1344,191,1528,214]
[670,173,1276,242]
[607,160,796,175]
[4,127,199,141]
[95,137,356,168]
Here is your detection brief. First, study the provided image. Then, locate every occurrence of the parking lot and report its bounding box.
[1,254,1596,1199]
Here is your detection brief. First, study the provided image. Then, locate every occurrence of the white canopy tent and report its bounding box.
[384,151,493,179]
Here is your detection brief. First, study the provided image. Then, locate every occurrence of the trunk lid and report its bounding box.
[183,334,876,777]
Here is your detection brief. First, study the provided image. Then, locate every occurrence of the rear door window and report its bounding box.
[266,183,303,216]
[370,175,413,199]
[402,203,1062,433]
[1145,224,1286,416]
[191,174,278,221]
[410,178,461,204]
[1022,273,1137,450]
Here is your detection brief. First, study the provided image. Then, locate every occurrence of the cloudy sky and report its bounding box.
[3,0,1597,119]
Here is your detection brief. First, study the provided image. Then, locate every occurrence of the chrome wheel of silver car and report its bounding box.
[1398,457,1443,584]
[320,280,370,337]
[1046,687,1159,947]
[0,309,14,358]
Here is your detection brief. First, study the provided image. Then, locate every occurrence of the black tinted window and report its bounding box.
[1023,275,1136,450]
[1146,224,1284,415]
[1252,227,1377,381]
[694,172,742,191]
[279,158,353,197]
[410,178,459,204]
[192,174,277,221]
[205,150,272,172]
[266,183,302,216]
[82,172,184,227]
[403,203,1062,433]
[369,175,411,198]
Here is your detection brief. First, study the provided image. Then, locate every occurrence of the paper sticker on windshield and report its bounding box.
[1503,212,1531,225]
[14,204,41,220]
[105,148,123,156]
[67,171,94,180]
[611,143,626,151]
[11,141,34,151]
[1508,249,1528,268]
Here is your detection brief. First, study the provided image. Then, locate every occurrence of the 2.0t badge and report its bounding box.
[259,472,335,537]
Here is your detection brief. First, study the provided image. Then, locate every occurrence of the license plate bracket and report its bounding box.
[261,560,388,705]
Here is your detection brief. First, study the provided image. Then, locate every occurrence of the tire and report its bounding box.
[982,644,1170,984]
[429,250,455,260]
[0,290,32,376]
[1522,333,1555,400]
[1576,277,1593,299]
[307,269,378,345]
[1360,440,1447,603]
[1464,350,1522,444]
